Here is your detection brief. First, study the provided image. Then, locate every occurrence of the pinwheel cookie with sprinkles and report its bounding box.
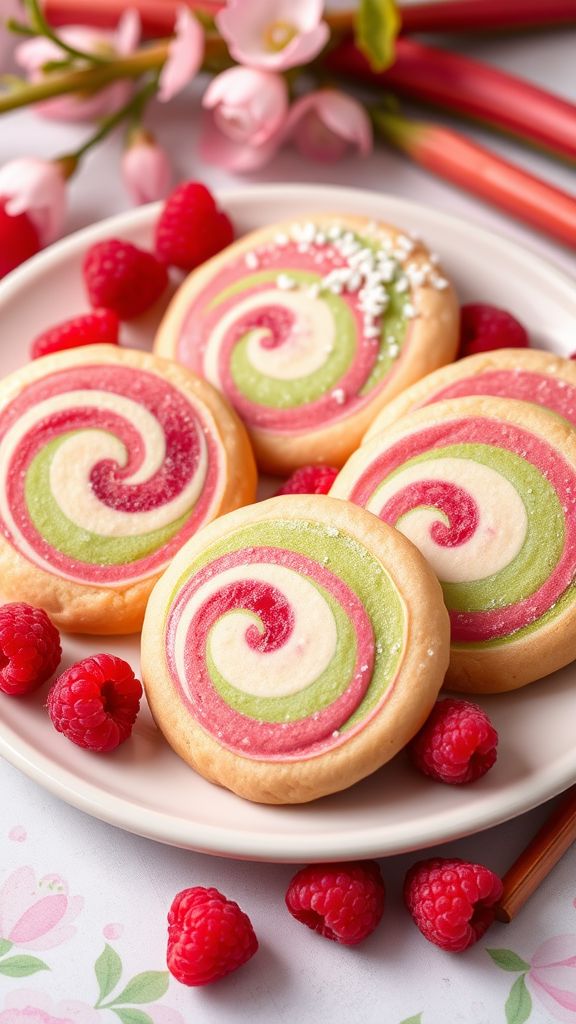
[141,495,450,804]
[153,215,459,473]
[331,395,576,693]
[0,345,256,634]
[364,347,576,443]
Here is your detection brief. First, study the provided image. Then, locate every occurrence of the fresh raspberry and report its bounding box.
[154,182,234,272]
[459,303,529,358]
[0,603,61,697]
[285,861,385,946]
[167,886,258,986]
[404,857,503,951]
[47,653,142,752]
[30,308,119,359]
[276,464,339,496]
[409,698,498,785]
[83,239,168,320]
[0,200,40,280]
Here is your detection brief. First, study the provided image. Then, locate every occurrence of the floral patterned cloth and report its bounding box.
[0,759,574,1024]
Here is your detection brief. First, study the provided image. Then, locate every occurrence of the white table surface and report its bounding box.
[1,11,576,1024]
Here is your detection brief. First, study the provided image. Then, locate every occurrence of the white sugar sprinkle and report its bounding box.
[331,387,346,404]
[277,273,296,290]
[244,251,259,269]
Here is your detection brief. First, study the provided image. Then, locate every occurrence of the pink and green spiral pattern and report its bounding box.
[164,518,406,760]
[418,368,576,425]
[333,416,576,647]
[174,231,409,433]
[0,364,223,585]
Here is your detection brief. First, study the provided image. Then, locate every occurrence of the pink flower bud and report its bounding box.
[121,135,173,205]
[201,67,288,172]
[287,89,373,162]
[0,158,67,246]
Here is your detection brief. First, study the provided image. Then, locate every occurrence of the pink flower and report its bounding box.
[15,11,141,122]
[0,989,98,1024]
[216,0,329,71]
[528,935,576,1022]
[122,133,172,204]
[158,6,204,102]
[287,89,372,161]
[0,867,82,950]
[201,66,288,171]
[0,0,20,71]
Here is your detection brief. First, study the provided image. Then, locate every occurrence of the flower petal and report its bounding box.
[115,8,141,55]
[0,866,37,938]
[158,6,204,102]
[8,893,68,944]
[200,111,285,172]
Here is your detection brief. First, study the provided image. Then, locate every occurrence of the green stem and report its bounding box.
[59,76,158,164]
[24,0,110,64]
[0,42,170,113]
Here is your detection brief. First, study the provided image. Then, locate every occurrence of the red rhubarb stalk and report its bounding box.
[399,0,576,34]
[374,110,576,250]
[327,38,576,166]
[42,0,223,34]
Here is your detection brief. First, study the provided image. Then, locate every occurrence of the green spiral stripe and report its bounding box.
[372,443,563,614]
[168,519,406,730]
[25,433,189,565]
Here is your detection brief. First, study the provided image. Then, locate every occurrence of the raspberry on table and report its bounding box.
[0,200,40,280]
[47,653,142,752]
[30,308,120,359]
[154,181,234,272]
[0,603,61,697]
[409,698,498,785]
[276,465,339,496]
[167,886,258,986]
[459,303,529,359]
[83,238,168,320]
[285,861,385,945]
[404,857,503,952]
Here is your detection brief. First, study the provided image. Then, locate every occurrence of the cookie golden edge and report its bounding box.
[141,494,451,805]
[154,214,460,474]
[337,394,576,694]
[0,344,257,634]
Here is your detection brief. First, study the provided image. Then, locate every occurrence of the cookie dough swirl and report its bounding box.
[334,411,576,647]
[0,363,222,585]
[164,519,406,761]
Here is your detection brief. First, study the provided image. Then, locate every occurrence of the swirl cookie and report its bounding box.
[331,396,576,693]
[365,347,576,443]
[154,215,459,473]
[0,345,256,634]
[141,495,450,804]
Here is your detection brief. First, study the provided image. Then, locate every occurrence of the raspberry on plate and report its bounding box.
[285,861,385,945]
[0,200,40,280]
[459,303,529,358]
[276,465,339,496]
[409,698,498,785]
[0,602,61,696]
[83,239,168,320]
[154,181,234,272]
[404,857,503,952]
[167,886,258,986]
[30,308,119,359]
[47,653,142,752]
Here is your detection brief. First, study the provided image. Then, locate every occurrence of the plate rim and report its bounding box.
[1,182,575,862]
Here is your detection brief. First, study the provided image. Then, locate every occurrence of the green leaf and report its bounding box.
[0,939,13,957]
[0,954,49,977]
[355,0,400,72]
[113,1011,154,1024]
[505,975,532,1024]
[399,1016,422,1024]
[111,971,169,1006]
[95,944,123,1002]
[487,948,530,973]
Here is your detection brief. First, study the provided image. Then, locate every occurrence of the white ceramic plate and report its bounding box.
[1,185,575,863]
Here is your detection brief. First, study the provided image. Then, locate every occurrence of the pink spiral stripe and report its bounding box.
[166,546,376,759]
[0,365,221,583]
[423,370,576,425]
[349,418,576,642]
[380,480,479,547]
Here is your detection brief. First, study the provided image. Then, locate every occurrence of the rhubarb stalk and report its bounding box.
[374,110,576,250]
[327,38,576,166]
